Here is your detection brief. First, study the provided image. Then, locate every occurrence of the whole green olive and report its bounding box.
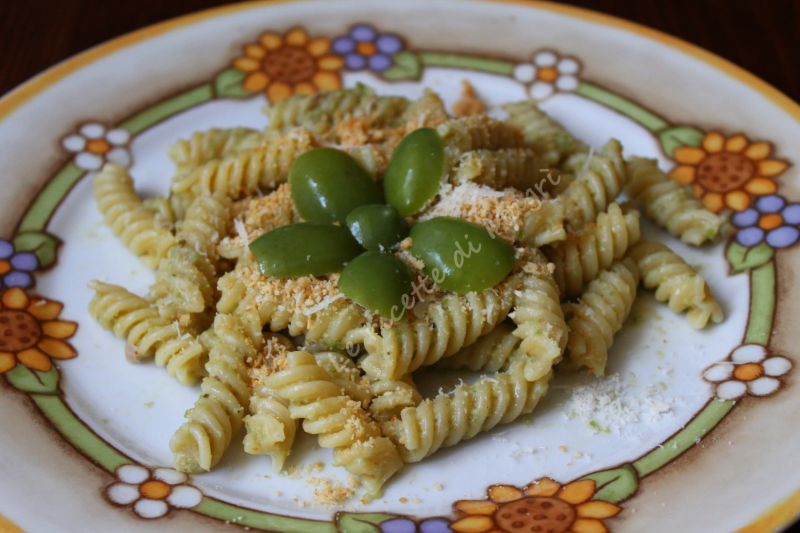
[289,147,383,224]
[409,217,515,294]
[249,223,363,278]
[383,127,446,216]
[346,204,410,252]
[338,251,414,322]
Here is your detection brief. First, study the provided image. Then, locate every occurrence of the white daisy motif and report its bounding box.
[512,49,582,101]
[704,344,792,401]
[62,123,132,170]
[106,464,203,519]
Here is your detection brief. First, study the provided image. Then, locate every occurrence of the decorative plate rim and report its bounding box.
[1,0,799,129]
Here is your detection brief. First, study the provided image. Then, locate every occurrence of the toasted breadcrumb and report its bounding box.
[309,476,356,507]
[246,333,293,386]
[419,182,549,242]
[452,80,486,118]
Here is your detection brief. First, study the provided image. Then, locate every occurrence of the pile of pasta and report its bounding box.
[88,84,723,500]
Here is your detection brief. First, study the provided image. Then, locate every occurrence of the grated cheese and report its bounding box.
[564,373,676,435]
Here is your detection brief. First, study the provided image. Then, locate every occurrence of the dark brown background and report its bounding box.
[0,0,799,531]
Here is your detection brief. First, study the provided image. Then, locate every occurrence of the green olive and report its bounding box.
[289,147,383,224]
[346,204,410,252]
[338,251,414,321]
[249,223,363,278]
[409,217,515,294]
[383,127,446,216]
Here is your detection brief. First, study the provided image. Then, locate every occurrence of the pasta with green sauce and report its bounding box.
[87,85,725,501]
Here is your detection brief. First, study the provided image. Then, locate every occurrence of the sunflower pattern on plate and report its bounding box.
[704,344,792,401]
[451,478,620,533]
[669,132,790,213]
[0,288,77,374]
[512,50,582,100]
[106,464,203,519]
[232,27,345,103]
[62,123,132,170]
[731,194,800,248]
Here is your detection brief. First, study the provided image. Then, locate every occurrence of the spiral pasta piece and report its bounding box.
[347,143,395,179]
[511,254,569,382]
[503,100,588,167]
[244,384,295,472]
[243,333,299,472]
[94,163,176,268]
[88,280,170,358]
[454,148,544,191]
[355,274,519,380]
[400,88,450,130]
[439,115,524,155]
[381,360,551,463]
[627,239,723,328]
[265,85,410,134]
[368,375,423,423]
[265,351,403,499]
[170,128,315,201]
[562,258,640,376]
[87,280,208,384]
[170,313,257,473]
[149,193,232,322]
[314,351,373,407]
[559,139,628,229]
[434,322,520,373]
[218,277,368,349]
[625,157,722,245]
[545,203,641,298]
[167,127,263,173]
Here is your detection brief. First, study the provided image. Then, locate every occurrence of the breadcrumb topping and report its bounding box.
[247,333,293,386]
[452,80,486,118]
[419,182,543,242]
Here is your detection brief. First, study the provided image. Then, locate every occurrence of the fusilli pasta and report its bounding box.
[265,351,403,499]
[354,274,520,380]
[167,127,264,173]
[558,139,628,229]
[170,313,257,473]
[94,163,176,268]
[627,239,723,328]
[149,193,231,323]
[381,360,551,463]
[511,253,569,381]
[625,157,722,245]
[545,203,641,298]
[170,128,315,202]
[433,322,520,373]
[87,280,208,384]
[243,333,298,472]
[503,100,588,167]
[562,258,640,376]
[265,84,410,134]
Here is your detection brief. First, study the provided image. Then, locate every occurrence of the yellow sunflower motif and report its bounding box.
[451,478,621,533]
[232,27,345,103]
[0,287,77,374]
[669,132,789,213]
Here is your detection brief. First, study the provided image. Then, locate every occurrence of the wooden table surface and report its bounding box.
[0,0,798,531]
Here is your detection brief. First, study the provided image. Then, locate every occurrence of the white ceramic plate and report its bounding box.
[1,2,799,532]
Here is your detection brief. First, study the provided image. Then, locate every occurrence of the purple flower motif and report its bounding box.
[732,194,800,248]
[0,239,37,290]
[332,24,404,73]
[380,517,452,533]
